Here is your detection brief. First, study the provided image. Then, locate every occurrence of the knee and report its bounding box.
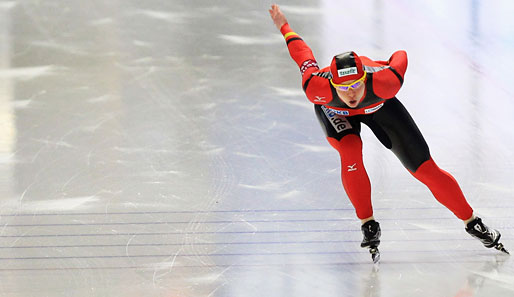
[411,158,445,182]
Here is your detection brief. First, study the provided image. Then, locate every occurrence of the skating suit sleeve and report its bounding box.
[365,50,408,100]
[280,23,332,105]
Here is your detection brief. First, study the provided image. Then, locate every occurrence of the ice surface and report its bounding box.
[0,0,513,296]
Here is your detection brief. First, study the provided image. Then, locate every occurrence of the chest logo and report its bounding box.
[321,106,353,133]
[364,103,384,114]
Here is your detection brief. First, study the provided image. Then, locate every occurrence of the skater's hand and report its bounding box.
[269,4,288,30]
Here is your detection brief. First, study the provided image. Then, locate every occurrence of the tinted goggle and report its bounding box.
[330,71,367,91]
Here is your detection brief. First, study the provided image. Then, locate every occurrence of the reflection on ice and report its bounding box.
[0,65,55,80]
[219,34,283,45]
[4,196,99,212]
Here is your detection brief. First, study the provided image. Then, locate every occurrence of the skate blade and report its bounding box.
[495,243,510,255]
[370,247,380,264]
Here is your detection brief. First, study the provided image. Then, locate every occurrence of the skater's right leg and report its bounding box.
[361,220,381,248]
[327,135,373,220]
[361,220,381,263]
[314,105,382,261]
[327,134,382,262]
[314,105,373,219]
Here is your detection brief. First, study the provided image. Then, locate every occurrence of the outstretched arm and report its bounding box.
[269,4,319,80]
[269,4,333,105]
[269,4,288,30]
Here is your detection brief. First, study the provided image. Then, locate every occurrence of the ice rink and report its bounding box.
[1,0,514,296]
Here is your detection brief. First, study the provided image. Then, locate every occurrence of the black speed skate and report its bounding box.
[361,220,381,263]
[465,217,509,254]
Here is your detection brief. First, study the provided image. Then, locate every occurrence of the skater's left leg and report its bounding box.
[409,158,473,220]
[369,99,508,253]
[368,98,473,220]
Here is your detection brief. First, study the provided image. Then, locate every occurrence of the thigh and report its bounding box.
[314,105,361,141]
[366,98,431,172]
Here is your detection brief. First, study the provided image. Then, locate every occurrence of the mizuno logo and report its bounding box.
[314,96,326,102]
[347,163,357,172]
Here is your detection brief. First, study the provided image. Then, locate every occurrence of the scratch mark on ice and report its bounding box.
[125,234,136,257]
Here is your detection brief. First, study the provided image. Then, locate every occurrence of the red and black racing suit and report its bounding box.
[280,23,473,220]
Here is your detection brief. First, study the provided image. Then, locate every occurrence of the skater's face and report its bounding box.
[335,76,366,108]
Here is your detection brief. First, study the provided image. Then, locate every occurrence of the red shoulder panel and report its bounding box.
[367,51,408,99]
[304,75,333,104]
[372,71,402,99]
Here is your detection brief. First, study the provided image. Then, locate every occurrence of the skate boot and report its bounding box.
[465,217,509,254]
[361,220,381,263]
